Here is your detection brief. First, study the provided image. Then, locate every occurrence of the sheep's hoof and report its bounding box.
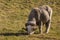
[45,32,49,34]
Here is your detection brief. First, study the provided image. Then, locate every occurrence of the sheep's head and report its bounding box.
[25,21,37,35]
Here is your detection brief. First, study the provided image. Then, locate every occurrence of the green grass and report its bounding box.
[0,0,60,40]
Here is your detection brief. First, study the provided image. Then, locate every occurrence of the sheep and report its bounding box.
[25,5,52,34]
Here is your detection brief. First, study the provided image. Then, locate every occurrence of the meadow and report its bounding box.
[0,0,60,40]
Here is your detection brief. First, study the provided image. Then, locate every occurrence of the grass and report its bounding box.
[0,0,60,40]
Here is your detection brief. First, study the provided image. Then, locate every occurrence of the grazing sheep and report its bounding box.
[25,5,52,34]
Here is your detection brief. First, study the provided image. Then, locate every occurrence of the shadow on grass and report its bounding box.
[0,28,38,36]
[0,32,28,36]
[0,28,28,36]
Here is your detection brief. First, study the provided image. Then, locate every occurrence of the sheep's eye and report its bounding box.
[30,24,35,26]
[25,23,36,26]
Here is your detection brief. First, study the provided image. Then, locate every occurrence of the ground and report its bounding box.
[0,0,60,40]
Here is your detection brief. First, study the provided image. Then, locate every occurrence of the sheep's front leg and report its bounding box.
[45,20,51,33]
[39,21,43,34]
